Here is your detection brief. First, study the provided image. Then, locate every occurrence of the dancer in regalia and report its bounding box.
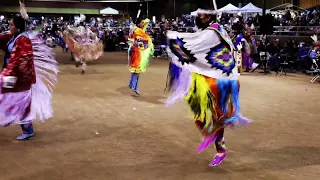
[63,14,103,74]
[0,1,58,140]
[233,33,244,73]
[165,7,251,166]
[242,27,258,72]
[310,35,320,83]
[127,18,154,95]
[232,20,258,73]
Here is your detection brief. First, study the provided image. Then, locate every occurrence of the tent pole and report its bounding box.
[147,0,149,17]
[262,0,266,16]
[173,0,176,18]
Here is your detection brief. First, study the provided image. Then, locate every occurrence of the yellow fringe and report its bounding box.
[185,73,217,129]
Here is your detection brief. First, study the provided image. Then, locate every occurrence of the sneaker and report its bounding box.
[209,151,228,167]
[196,134,217,153]
[134,89,140,95]
[75,61,81,68]
[16,133,35,141]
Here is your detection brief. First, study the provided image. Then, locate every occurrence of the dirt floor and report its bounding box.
[0,48,320,180]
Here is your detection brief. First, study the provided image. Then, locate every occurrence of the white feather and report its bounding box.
[311,35,318,42]
[80,14,86,22]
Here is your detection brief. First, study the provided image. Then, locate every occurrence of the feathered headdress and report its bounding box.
[141,18,150,31]
[311,35,318,42]
[311,35,320,49]
[195,9,218,15]
[193,0,218,15]
[79,14,86,22]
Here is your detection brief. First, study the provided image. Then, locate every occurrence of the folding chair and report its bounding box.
[276,54,289,76]
[158,45,168,58]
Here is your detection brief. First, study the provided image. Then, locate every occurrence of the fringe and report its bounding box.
[185,73,216,130]
[165,63,192,106]
[165,70,251,136]
[164,62,182,92]
[27,32,59,122]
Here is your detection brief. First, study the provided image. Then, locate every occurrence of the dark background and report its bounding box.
[0,0,298,18]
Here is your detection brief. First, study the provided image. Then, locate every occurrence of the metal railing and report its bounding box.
[101,25,320,36]
[253,26,320,36]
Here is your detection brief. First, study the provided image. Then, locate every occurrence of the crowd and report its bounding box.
[0,10,318,73]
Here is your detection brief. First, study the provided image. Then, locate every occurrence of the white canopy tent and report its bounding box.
[240,3,263,13]
[190,10,197,16]
[218,3,240,14]
[100,7,119,15]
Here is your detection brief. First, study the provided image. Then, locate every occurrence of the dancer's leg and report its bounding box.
[128,73,134,88]
[209,128,228,166]
[131,73,140,95]
[81,61,87,74]
[215,128,227,153]
[17,123,35,141]
[242,52,250,72]
[74,55,81,68]
[196,120,217,153]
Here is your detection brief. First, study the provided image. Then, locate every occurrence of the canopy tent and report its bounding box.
[190,10,197,16]
[269,3,307,12]
[100,7,119,15]
[240,3,263,13]
[218,3,240,14]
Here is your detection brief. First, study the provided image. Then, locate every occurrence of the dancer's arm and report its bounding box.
[2,36,33,81]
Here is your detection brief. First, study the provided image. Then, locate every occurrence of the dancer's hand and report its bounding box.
[2,76,17,88]
[236,44,242,51]
[19,1,29,20]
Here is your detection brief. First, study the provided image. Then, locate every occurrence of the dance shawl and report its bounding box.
[166,23,250,135]
[63,26,103,61]
[0,31,58,126]
[128,18,154,73]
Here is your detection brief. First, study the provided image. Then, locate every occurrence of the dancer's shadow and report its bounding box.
[218,146,320,173]
[116,86,165,105]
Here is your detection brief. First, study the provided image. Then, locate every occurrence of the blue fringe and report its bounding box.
[165,62,182,92]
[217,80,240,124]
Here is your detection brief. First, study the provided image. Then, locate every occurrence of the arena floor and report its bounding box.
[0,48,320,180]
